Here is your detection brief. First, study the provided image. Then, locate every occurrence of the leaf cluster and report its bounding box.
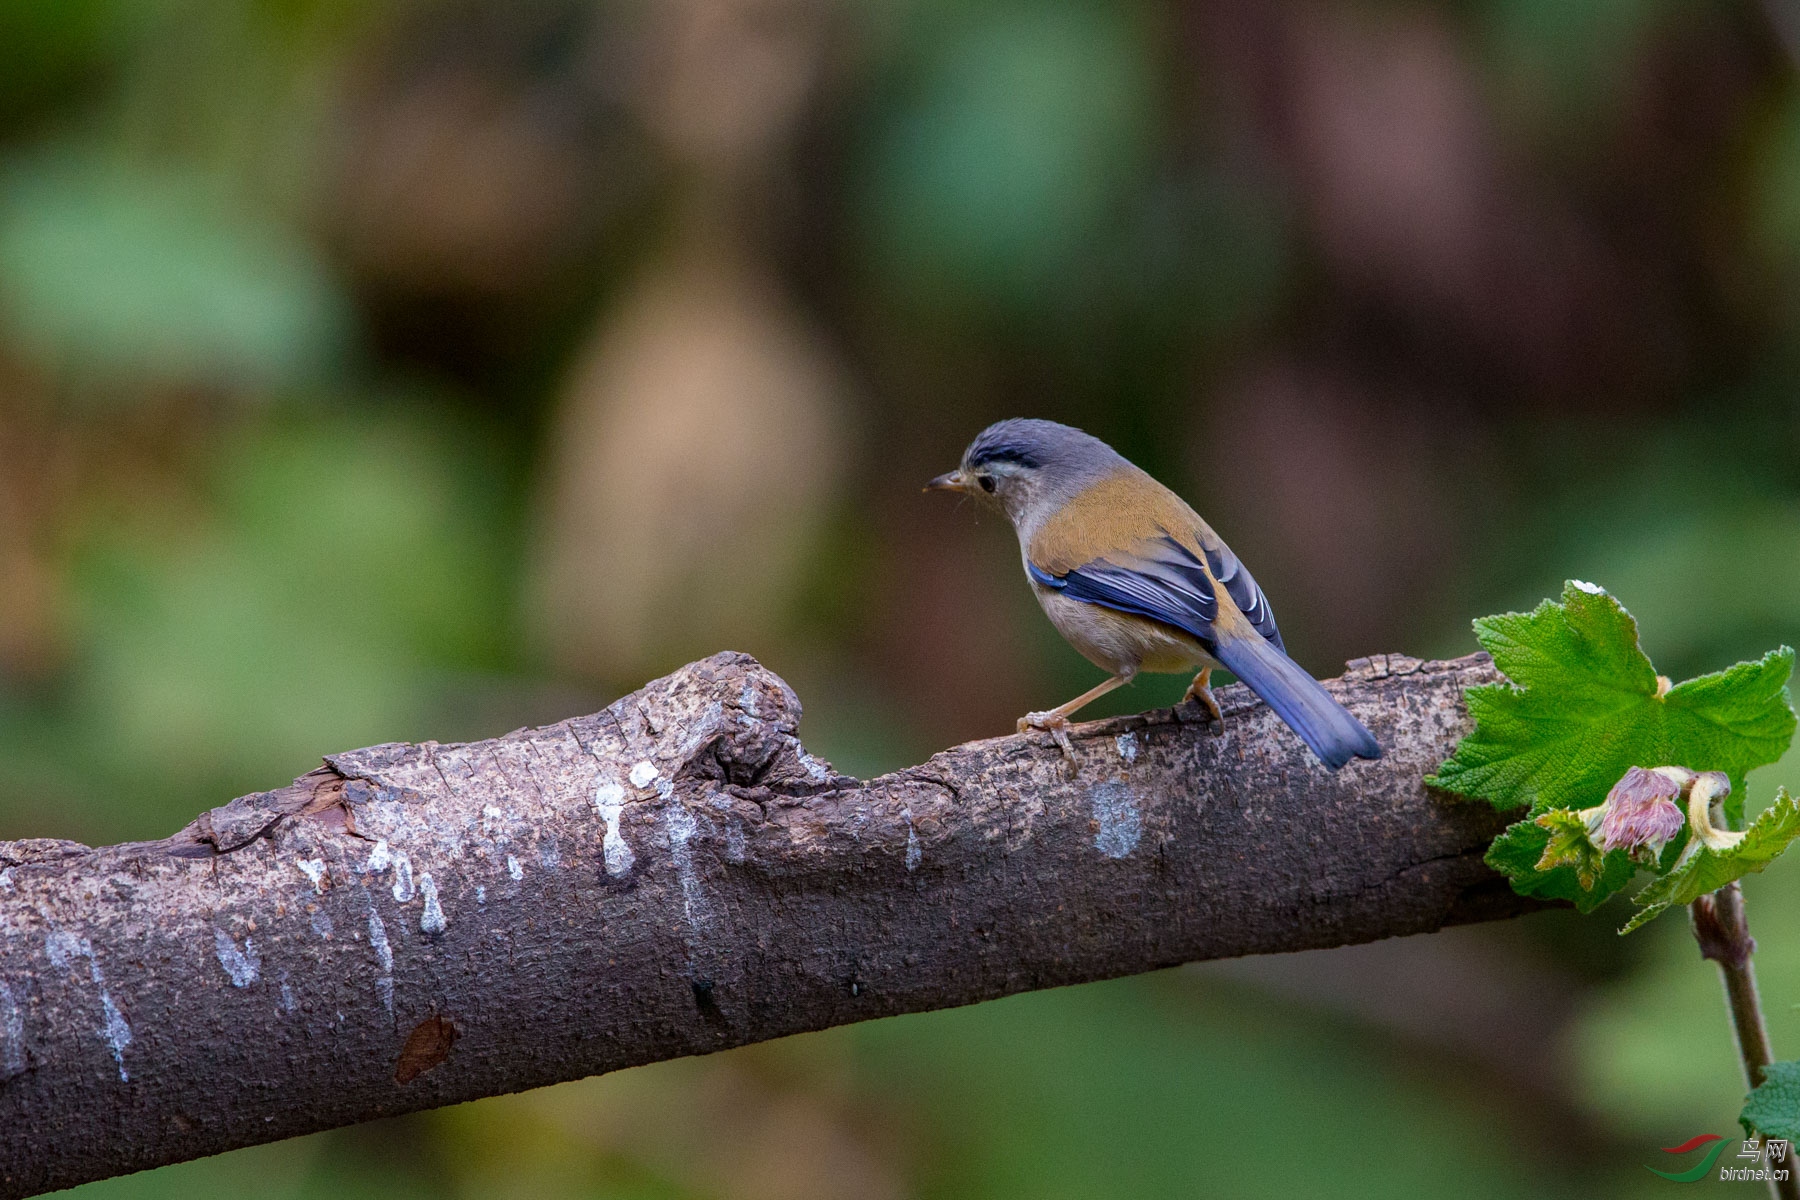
[1429,582,1797,928]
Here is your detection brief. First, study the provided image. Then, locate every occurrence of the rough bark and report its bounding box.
[0,649,1526,1197]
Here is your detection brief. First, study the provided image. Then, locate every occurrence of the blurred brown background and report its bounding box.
[3,0,1799,1194]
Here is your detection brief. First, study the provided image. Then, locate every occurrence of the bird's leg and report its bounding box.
[1184,666,1222,725]
[1019,675,1130,758]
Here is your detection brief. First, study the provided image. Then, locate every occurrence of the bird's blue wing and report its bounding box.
[1199,539,1283,651]
[1028,535,1224,650]
[1029,531,1370,768]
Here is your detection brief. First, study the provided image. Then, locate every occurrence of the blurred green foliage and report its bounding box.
[1478,0,1679,132]
[856,4,1158,319]
[0,156,350,394]
[0,401,513,839]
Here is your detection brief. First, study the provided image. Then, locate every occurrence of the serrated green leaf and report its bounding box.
[1473,581,1659,696]
[1429,679,1662,814]
[1622,790,1800,933]
[1666,652,1798,825]
[1742,1061,1800,1141]
[1485,817,1637,913]
[1533,808,1608,889]
[1428,582,1795,816]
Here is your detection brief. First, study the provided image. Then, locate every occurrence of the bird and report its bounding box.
[926,418,1380,770]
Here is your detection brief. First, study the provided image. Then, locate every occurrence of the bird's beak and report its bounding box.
[924,469,970,494]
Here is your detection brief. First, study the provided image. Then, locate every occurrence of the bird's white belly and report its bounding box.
[1033,586,1214,678]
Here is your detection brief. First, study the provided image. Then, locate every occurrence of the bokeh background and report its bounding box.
[2,0,1799,1194]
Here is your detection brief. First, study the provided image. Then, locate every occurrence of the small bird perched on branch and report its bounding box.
[927,418,1381,770]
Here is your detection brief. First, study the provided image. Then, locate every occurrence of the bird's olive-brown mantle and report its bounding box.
[0,650,1524,1197]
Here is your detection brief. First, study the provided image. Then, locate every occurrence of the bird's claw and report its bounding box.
[1018,710,1076,760]
[1184,680,1224,727]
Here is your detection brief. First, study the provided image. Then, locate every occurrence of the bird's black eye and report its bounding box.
[977,474,996,493]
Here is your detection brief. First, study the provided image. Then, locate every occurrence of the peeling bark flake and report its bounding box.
[394,1015,459,1085]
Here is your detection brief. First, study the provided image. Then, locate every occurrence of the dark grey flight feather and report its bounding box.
[1029,537,1221,650]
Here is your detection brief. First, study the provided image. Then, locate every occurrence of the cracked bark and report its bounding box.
[0,649,1529,1197]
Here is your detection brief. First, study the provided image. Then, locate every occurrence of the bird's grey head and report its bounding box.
[925,419,1128,532]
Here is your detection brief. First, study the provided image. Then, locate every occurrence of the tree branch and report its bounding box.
[0,650,1525,1197]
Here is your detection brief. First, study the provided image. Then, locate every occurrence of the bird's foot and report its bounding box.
[1018,710,1076,760]
[1183,671,1224,727]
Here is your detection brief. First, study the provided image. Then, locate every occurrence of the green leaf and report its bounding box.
[1484,817,1637,913]
[1742,1060,1800,1141]
[1428,582,1795,816]
[1622,789,1800,933]
[1532,808,1609,889]
[1666,655,1799,826]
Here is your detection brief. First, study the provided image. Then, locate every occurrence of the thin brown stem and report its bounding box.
[1692,884,1800,1200]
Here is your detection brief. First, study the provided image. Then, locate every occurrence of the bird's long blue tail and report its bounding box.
[1210,633,1381,770]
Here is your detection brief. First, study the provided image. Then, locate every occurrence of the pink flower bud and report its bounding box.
[1595,767,1686,856]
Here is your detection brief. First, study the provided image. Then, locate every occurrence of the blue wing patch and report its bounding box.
[1201,540,1283,651]
[1028,535,1228,651]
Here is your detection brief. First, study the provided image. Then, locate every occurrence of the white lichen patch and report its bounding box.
[0,980,24,1079]
[1089,781,1143,859]
[367,911,393,972]
[665,803,711,927]
[45,932,132,1080]
[798,750,831,783]
[213,928,261,988]
[628,760,660,789]
[475,885,487,906]
[44,931,85,970]
[738,682,759,716]
[906,824,922,872]
[506,855,523,881]
[364,839,392,873]
[391,851,415,903]
[295,859,327,892]
[418,874,446,934]
[0,867,14,892]
[367,909,394,1013]
[1115,732,1140,764]
[97,994,131,1080]
[593,781,636,877]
